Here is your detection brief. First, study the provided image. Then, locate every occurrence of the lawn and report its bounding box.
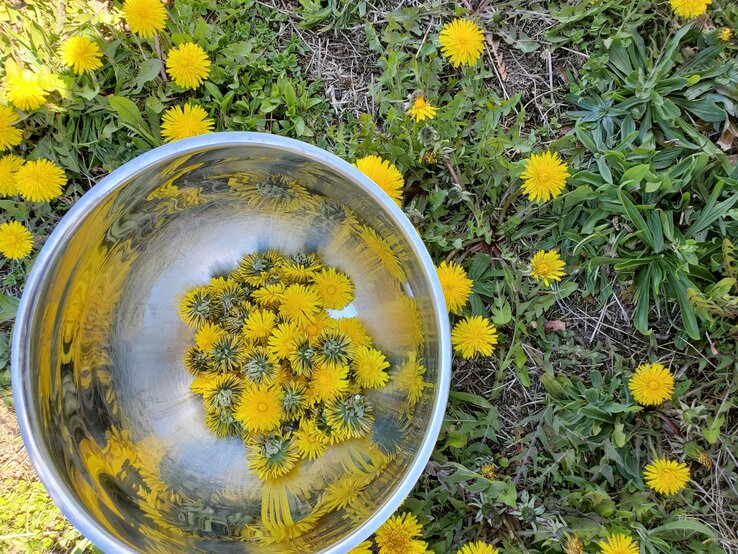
[1,0,737,552]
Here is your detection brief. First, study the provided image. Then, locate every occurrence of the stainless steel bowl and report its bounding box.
[12,133,450,553]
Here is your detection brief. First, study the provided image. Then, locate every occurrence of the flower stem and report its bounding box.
[154,35,168,82]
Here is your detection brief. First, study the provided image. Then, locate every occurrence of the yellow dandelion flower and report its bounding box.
[330,317,372,348]
[234,384,283,433]
[201,372,245,411]
[668,0,711,18]
[408,96,438,122]
[564,533,583,554]
[529,249,566,286]
[309,363,350,403]
[279,283,322,326]
[122,0,167,38]
[349,541,373,554]
[242,308,277,343]
[719,27,733,41]
[439,18,485,67]
[326,394,373,438]
[15,159,66,201]
[0,106,22,151]
[598,534,639,554]
[521,151,570,202]
[194,321,226,352]
[160,103,214,143]
[359,225,406,281]
[457,541,499,554]
[0,220,33,259]
[190,371,218,394]
[292,418,328,460]
[451,316,498,359]
[312,267,354,309]
[300,310,331,341]
[480,464,496,480]
[166,42,211,89]
[375,512,426,554]
[247,434,298,480]
[437,260,473,312]
[323,474,368,510]
[251,281,286,308]
[242,346,279,384]
[59,36,103,74]
[6,71,48,111]
[354,155,404,205]
[644,458,690,495]
[628,362,675,406]
[208,275,230,294]
[0,154,24,197]
[179,285,214,327]
[353,346,390,388]
[267,320,300,359]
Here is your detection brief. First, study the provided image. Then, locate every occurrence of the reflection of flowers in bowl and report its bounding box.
[12,133,450,553]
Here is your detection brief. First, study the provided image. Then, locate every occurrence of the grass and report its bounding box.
[1,0,738,552]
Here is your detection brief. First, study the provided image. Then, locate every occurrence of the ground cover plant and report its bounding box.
[1,0,737,552]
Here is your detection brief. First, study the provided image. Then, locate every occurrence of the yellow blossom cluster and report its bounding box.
[179,249,393,481]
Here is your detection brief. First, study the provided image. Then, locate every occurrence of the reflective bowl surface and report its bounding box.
[12,133,450,553]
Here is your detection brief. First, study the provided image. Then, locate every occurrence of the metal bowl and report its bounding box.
[12,133,450,553]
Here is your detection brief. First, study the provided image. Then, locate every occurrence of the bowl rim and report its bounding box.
[11,131,451,553]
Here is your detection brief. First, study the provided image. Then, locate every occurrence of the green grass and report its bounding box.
[1,0,738,552]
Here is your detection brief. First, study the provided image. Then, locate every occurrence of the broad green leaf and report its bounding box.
[0,294,19,323]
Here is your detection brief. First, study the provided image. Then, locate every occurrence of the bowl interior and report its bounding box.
[15,137,446,553]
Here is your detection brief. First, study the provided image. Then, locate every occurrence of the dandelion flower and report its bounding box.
[668,0,711,18]
[179,286,214,327]
[521,151,570,202]
[644,458,690,495]
[0,154,24,197]
[209,334,246,372]
[598,534,639,554]
[289,339,317,376]
[294,311,327,343]
[59,36,103,74]
[0,106,22,151]
[122,0,167,38]
[437,260,473,312]
[293,418,328,460]
[247,434,298,480]
[235,384,283,433]
[326,394,373,438]
[352,346,390,388]
[166,42,211,89]
[564,533,583,554]
[267,320,300,359]
[279,283,322,326]
[331,317,372,348]
[242,347,278,384]
[201,373,245,412]
[195,321,226,352]
[6,72,48,111]
[628,362,675,406]
[0,220,33,259]
[314,328,356,368]
[15,159,66,201]
[242,309,277,343]
[529,250,566,286]
[160,103,214,143]
[354,155,404,205]
[719,27,733,41]
[451,316,498,358]
[457,541,499,554]
[480,464,496,480]
[251,281,286,308]
[184,346,209,375]
[312,267,354,309]
[439,18,485,67]
[309,363,350,403]
[375,512,427,554]
[408,96,437,122]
